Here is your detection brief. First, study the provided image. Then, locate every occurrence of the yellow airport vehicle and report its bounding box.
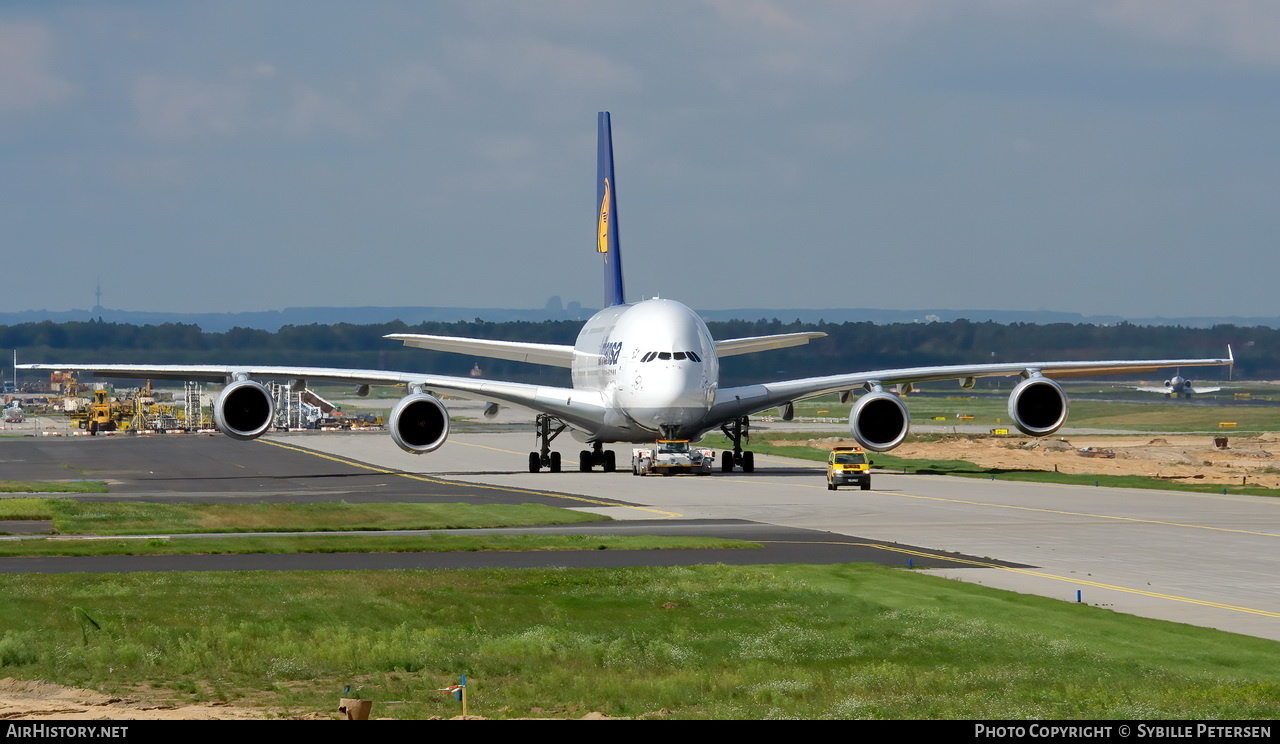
[827,445,872,491]
[71,389,122,434]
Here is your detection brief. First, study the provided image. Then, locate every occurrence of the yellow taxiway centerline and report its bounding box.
[258,439,683,518]
[758,540,1280,619]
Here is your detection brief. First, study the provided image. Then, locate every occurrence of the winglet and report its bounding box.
[597,112,626,307]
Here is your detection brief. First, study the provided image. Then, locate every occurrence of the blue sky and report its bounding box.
[3,1,1278,317]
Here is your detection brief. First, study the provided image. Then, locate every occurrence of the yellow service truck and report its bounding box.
[827,446,872,491]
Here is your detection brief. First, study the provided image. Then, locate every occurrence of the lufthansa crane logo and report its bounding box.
[597,178,611,253]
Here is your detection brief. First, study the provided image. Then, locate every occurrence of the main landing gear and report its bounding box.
[529,414,566,472]
[719,416,755,473]
[579,441,617,472]
[528,415,618,473]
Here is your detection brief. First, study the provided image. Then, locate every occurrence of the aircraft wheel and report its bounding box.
[579,451,593,472]
[603,450,616,472]
[742,451,755,473]
[721,452,735,472]
[528,452,540,473]
[549,452,562,473]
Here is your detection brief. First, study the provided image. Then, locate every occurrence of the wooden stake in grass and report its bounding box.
[441,675,468,717]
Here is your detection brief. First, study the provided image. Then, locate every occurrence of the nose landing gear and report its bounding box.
[578,441,617,472]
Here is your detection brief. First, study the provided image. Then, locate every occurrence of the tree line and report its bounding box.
[2,317,1259,387]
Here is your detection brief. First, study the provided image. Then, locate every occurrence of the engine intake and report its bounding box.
[213,380,275,441]
[389,393,450,454]
[1008,376,1069,437]
[849,391,910,452]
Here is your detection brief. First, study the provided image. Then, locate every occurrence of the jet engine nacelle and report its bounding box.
[1007,376,1069,437]
[389,392,450,454]
[213,379,275,441]
[849,390,910,452]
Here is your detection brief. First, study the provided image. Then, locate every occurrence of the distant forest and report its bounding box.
[2,318,1259,388]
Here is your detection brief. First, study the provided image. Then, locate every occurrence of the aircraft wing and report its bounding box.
[383,334,575,367]
[1132,385,1173,394]
[709,355,1233,421]
[715,332,827,357]
[17,363,608,431]
[1191,386,1222,394]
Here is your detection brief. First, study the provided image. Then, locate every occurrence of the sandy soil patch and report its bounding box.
[0,678,630,720]
[0,677,284,720]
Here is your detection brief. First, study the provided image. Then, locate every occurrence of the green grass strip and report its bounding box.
[0,533,757,557]
[0,500,609,535]
[0,481,109,494]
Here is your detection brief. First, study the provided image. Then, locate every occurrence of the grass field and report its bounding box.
[781,389,1280,433]
[1,564,1277,719]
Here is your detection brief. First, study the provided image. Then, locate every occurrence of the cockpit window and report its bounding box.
[640,350,703,362]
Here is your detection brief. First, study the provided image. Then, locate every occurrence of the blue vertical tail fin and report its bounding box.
[597,112,626,307]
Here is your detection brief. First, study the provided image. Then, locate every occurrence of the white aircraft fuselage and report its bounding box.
[570,298,717,442]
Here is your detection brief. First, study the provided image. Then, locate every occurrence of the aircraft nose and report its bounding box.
[618,361,711,429]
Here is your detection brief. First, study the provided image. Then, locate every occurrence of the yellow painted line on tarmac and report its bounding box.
[257,440,682,518]
[871,488,1280,539]
[750,452,1280,537]
[757,540,1280,619]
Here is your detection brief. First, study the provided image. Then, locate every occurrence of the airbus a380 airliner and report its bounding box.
[24,113,1232,474]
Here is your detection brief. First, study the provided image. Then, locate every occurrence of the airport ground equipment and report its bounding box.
[632,440,714,476]
[827,445,872,491]
[71,389,124,434]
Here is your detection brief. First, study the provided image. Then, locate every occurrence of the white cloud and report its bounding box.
[283,85,369,138]
[132,75,249,139]
[374,61,452,115]
[1094,1,1280,66]
[447,37,640,93]
[0,20,72,112]
[698,0,937,92]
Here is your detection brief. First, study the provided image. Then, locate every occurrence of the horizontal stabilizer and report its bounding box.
[385,333,575,368]
[715,332,827,357]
